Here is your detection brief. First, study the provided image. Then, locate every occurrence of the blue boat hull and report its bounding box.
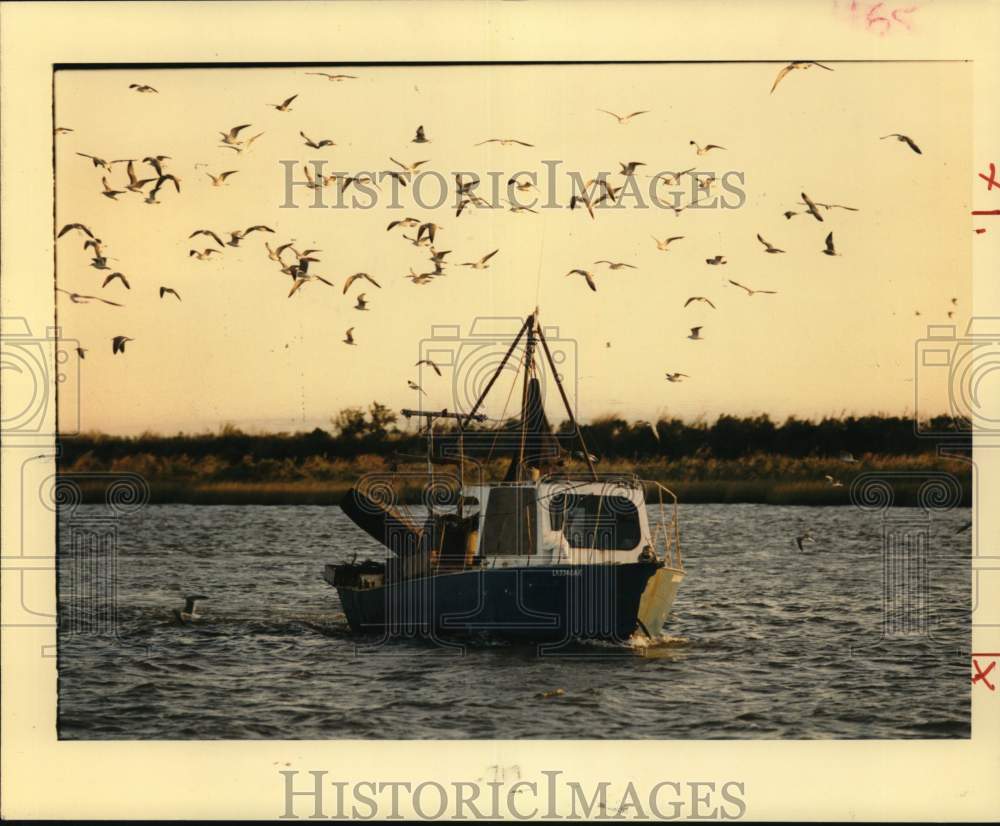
[330,562,672,642]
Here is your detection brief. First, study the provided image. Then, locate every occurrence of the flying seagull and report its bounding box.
[824,475,844,487]
[386,217,421,232]
[305,72,357,81]
[58,222,95,239]
[569,193,596,219]
[690,141,726,155]
[461,249,499,270]
[416,222,442,244]
[770,61,833,94]
[101,176,125,200]
[268,94,298,112]
[594,260,635,270]
[566,269,597,292]
[475,138,534,147]
[415,358,443,376]
[756,233,785,253]
[354,293,369,311]
[206,170,238,187]
[795,532,815,551]
[412,125,429,143]
[159,287,181,301]
[300,131,335,149]
[342,272,381,294]
[220,132,263,154]
[619,161,646,176]
[124,161,156,192]
[188,248,222,260]
[390,157,430,174]
[102,272,131,290]
[800,192,824,222]
[129,83,158,93]
[219,123,252,146]
[55,288,122,307]
[728,280,776,296]
[687,327,703,340]
[665,372,689,382]
[343,327,356,345]
[880,133,922,155]
[173,594,208,624]
[684,296,716,308]
[76,152,112,170]
[288,274,334,297]
[652,235,685,251]
[111,335,133,354]
[597,109,648,124]
[705,255,727,265]
[407,380,426,395]
[822,232,840,256]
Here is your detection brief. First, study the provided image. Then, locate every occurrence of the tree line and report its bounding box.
[57,404,969,466]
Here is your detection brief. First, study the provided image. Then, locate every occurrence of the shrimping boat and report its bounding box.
[323,310,685,642]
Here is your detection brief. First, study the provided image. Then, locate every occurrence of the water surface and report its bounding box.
[57,503,970,739]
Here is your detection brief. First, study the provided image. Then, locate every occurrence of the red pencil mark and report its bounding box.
[840,1,919,35]
[972,658,996,691]
[979,163,999,191]
[975,228,987,234]
[972,210,1000,216]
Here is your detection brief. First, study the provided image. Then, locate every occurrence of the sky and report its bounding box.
[53,61,972,436]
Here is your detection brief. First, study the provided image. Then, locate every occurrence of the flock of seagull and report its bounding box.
[56,62,945,407]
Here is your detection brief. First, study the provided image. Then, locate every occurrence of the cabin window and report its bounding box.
[547,494,642,551]
[479,487,537,556]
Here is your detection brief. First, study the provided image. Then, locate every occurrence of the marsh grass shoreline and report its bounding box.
[68,464,971,507]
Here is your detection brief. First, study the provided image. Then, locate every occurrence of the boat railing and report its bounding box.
[645,481,683,570]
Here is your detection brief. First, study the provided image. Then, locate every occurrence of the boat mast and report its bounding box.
[456,309,599,482]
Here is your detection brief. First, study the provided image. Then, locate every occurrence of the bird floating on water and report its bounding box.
[412,125,429,143]
[173,594,208,624]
